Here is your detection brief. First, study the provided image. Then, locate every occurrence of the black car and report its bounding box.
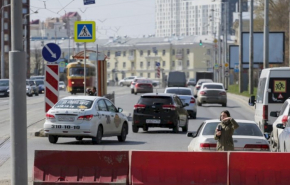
[0,79,9,97]
[132,93,189,133]
[33,79,45,94]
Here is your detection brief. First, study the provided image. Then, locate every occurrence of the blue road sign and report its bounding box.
[234,63,239,73]
[83,0,95,5]
[42,43,61,62]
[156,62,160,67]
[74,21,95,42]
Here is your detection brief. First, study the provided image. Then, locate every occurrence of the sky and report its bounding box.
[30,0,155,38]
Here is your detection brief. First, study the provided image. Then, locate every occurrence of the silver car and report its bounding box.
[197,82,227,107]
[187,119,270,151]
[194,79,213,97]
[164,87,197,119]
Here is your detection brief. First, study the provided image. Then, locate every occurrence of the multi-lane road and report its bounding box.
[0,86,254,183]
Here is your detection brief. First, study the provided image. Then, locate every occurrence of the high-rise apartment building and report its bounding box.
[155,0,247,37]
[0,0,30,78]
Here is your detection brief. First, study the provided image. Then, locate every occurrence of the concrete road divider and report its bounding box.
[33,150,129,184]
[229,152,289,185]
[131,151,227,185]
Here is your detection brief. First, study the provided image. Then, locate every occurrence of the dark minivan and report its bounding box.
[167,71,187,87]
[132,93,188,133]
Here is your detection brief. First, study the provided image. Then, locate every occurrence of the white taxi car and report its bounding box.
[43,96,129,144]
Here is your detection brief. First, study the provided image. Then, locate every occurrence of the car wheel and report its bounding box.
[131,89,134,94]
[197,102,202,106]
[118,123,128,142]
[143,125,149,132]
[135,91,137,95]
[92,125,103,144]
[127,85,130,87]
[75,137,83,141]
[270,132,277,152]
[173,119,179,133]
[48,135,58,144]
[222,103,227,107]
[182,118,188,132]
[132,125,139,133]
[120,83,124,87]
[192,112,197,119]
[285,143,287,152]
[35,93,39,96]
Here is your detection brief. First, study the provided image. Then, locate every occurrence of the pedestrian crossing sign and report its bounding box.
[74,21,96,42]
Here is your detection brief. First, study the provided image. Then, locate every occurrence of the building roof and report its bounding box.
[30,19,40,24]
[62,12,79,18]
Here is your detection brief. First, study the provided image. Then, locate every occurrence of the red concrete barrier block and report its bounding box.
[131,151,227,185]
[229,152,290,185]
[33,150,129,185]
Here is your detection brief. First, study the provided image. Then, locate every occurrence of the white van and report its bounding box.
[249,67,290,134]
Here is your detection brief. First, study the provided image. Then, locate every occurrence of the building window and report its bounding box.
[123,51,126,57]
[4,34,8,41]
[187,49,190,54]
[148,73,151,78]
[4,0,8,5]
[22,8,28,14]
[131,62,134,68]
[4,12,8,18]
[115,62,118,68]
[187,60,190,67]
[172,61,175,67]
[22,0,27,3]
[140,50,143,56]
[107,62,110,68]
[163,61,165,66]
[107,51,110,57]
[140,72,143,77]
[178,61,182,66]
[123,62,126,68]
[140,61,143,68]
[172,49,175,55]
[162,50,165,56]
[147,50,151,56]
[4,23,8,30]
[147,61,150,67]
[186,72,189,78]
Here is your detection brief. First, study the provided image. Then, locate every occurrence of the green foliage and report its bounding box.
[227,84,257,98]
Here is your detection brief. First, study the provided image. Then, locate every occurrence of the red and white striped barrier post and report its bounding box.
[45,64,59,112]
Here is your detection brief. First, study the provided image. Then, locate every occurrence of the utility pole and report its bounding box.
[218,22,222,83]
[10,0,28,184]
[249,0,254,94]
[239,0,243,93]
[263,0,269,69]
[224,1,228,89]
[289,1,290,67]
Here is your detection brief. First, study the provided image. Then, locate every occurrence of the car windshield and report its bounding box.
[35,81,44,85]
[59,82,64,85]
[189,78,195,81]
[54,99,93,109]
[26,81,30,85]
[0,81,9,86]
[137,79,152,84]
[203,85,223,89]
[166,89,192,95]
[138,96,172,105]
[202,122,263,136]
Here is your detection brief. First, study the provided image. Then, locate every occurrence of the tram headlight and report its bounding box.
[71,81,74,84]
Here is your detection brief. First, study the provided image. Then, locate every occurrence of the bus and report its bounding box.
[65,61,96,94]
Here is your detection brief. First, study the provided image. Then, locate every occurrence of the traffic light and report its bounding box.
[199,40,203,46]
[65,61,68,66]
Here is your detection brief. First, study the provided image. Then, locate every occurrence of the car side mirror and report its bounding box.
[187,131,197,138]
[118,107,123,113]
[248,95,256,106]
[276,123,285,129]
[194,95,197,98]
[264,133,270,140]
[270,111,279,117]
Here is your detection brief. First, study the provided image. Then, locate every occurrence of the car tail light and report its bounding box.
[46,113,55,119]
[135,83,140,87]
[219,92,226,96]
[134,104,146,109]
[162,105,176,110]
[190,97,195,103]
[262,105,268,120]
[282,115,288,123]
[243,144,269,151]
[77,115,93,121]
[200,143,216,150]
[199,91,206,95]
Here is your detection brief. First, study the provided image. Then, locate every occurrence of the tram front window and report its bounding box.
[69,68,88,76]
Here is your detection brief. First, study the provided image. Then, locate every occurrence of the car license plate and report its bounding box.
[51,125,80,129]
[0,93,4,95]
[58,116,75,122]
[146,119,161,124]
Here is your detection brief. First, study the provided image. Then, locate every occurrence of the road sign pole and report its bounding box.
[10,0,28,184]
[84,42,86,95]
[96,44,98,95]
[239,0,243,93]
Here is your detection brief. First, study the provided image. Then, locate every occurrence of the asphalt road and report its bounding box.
[0,86,255,184]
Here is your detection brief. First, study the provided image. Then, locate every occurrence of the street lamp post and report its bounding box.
[23,11,38,78]
[1,3,10,79]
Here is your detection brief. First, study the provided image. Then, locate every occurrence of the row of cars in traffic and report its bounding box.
[0,76,66,97]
